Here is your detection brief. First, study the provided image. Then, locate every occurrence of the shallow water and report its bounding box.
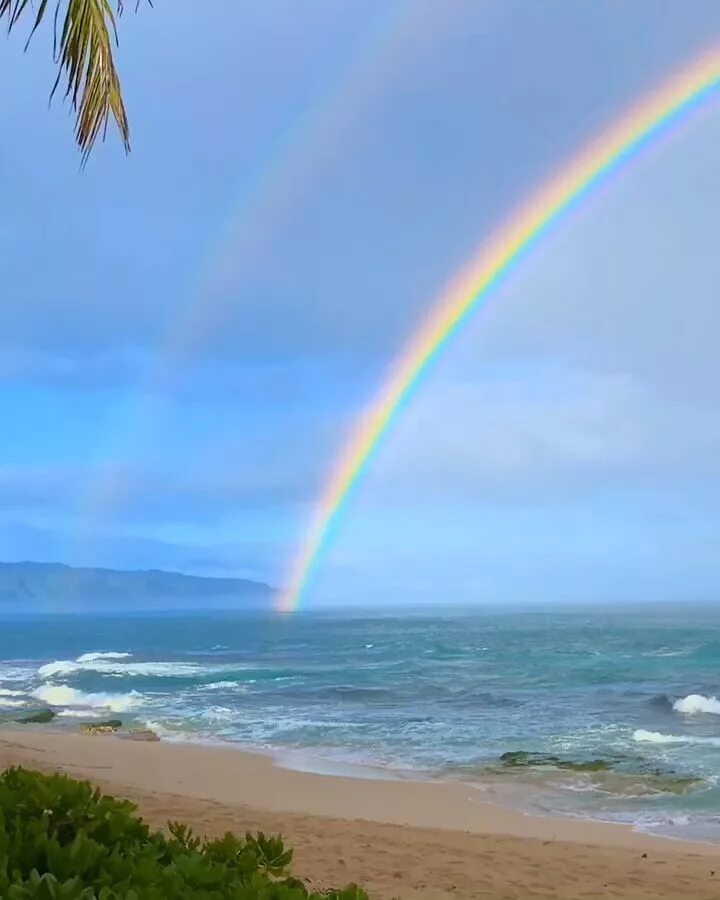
[2,604,720,840]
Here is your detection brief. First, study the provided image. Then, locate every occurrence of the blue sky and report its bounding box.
[2,1,720,605]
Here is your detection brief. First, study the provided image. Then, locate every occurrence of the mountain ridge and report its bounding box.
[0,561,272,609]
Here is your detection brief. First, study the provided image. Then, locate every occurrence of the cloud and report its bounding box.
[362,363,720,507]
[3,1,718,394]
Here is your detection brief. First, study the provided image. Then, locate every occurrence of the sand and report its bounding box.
[1,729,718,899]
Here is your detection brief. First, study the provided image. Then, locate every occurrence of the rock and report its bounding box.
[15,708,54,724]
[121,729,160,742]
[80,719,122,735]
[498,750,611,772]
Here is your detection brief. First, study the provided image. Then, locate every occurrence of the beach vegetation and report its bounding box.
[0,767,369,899]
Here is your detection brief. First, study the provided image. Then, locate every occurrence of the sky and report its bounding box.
[2,0,720,606]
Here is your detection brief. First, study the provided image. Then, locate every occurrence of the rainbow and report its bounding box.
[277,48,720,612]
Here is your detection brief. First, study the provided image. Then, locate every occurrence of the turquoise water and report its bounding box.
[2,605,720,840]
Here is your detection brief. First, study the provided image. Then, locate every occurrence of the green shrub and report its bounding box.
[0,768,368,899]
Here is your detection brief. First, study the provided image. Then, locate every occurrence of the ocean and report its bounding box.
[2,604,720,841]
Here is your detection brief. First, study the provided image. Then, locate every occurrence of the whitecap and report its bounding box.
[201,706,235,722]
[37,661,78,679]
[76,651,132,663]
[0,689,26,698]
[201,681,250,691]
[633,729,720,747]
[38,658,220,679]
[56,709,104,719]
[673,694,720,715]
[32,684,144,712]
[0,699,29,708]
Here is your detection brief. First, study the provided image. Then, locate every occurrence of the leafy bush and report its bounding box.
[0,767,368,899]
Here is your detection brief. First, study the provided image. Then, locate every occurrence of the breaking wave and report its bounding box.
[633,729,720,747]
[38,658,219,680]
[673,694,720,715]
[76,651,132,663]
[31,684,143,712]
[200,681,250,692]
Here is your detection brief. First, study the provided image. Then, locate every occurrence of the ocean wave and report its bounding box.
[0,688,26,698]
[0,699,28,708]
[142,719,170,735]
[673,694,720,715]
[692,640,720,660]
[76,651,132,663]
[31,684,144,712]
[56,709,104,719]
[633,729,720,747]
[38,658,223,680]
[200,706,235,722]
[647,693,674,710]
[0,665,38,683]
[200,681,250,691]
[38,661,82,679]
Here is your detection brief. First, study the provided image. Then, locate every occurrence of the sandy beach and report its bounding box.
[1,729,718,899]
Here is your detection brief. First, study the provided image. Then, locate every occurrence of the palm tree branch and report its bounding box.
[1,0,147,163]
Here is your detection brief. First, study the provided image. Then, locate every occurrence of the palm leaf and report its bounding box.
[1,0,146,163]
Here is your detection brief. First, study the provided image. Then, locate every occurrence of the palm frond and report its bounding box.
[1,0,147,164]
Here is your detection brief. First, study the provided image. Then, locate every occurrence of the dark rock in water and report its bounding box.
[15,709,55,724]
[499,751,611,772]
[497,750,701,794]
[81,720,122,735]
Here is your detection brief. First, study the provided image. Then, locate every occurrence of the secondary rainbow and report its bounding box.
[277,48,720,612]
[71,0,427,560]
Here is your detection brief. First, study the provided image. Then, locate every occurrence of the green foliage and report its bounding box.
[0,768,369,899]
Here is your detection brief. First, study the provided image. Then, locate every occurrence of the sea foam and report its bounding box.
[38,658,218,679]
[633,729,720,747]
[32,684,143,712]
[673,694,720,715]
[76,651,132,663]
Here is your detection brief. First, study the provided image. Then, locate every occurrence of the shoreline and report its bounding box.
[0,725,712,852]
[2,728,720,899]
[28,718,715,845]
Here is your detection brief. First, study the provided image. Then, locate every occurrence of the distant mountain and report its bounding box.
[0,561,272,610]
